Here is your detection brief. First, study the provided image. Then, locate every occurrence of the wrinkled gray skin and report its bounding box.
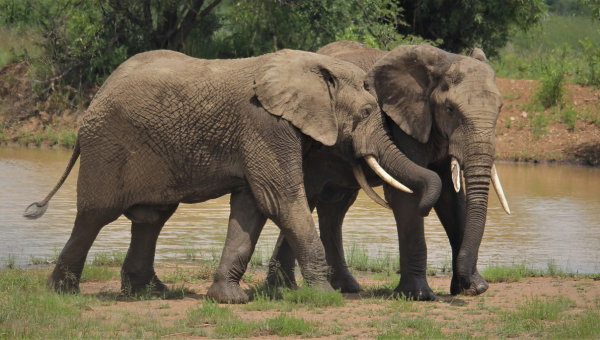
[23,49,394,303]
[268,41,503,300]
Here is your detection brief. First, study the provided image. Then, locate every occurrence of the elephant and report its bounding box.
[266,41,511,300]
[23,48,420,303]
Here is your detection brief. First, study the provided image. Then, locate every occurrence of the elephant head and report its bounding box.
[363,44,510,292]
[254,49,418,202]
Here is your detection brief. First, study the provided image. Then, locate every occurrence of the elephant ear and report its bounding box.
[366,44,455,143]
[470,47,488,63]
[254,49,338,146]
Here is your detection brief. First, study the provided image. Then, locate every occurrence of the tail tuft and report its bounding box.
[24,202,49,219]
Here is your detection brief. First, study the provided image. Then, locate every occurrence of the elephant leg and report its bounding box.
[207,190,268,304]
[266,192,320,289]
[432,164,488,296]
[49,209,121,293]
[121,204,178,295]
[387,185,436,301]
[266,234,298,288]
[316,189,360,293]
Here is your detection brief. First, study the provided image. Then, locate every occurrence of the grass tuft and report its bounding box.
[91,250,126,266]
[346,243,399,273]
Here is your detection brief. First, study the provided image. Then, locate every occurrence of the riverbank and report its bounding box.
[1,62,599,165]
[1,261,599,339]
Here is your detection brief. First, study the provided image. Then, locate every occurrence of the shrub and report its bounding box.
[536,45,570,108]
[580,35,600,85]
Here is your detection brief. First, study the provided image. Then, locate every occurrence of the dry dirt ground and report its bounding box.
[77,266,600,339]
[494,78,600,165]
[2,61,600,165]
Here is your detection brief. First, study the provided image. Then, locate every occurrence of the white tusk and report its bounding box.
[364,155,413,193]
[491,164,511,215]
[451,157,461,193]
[351,161,391,210]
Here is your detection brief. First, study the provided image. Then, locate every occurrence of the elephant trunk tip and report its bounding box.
[418,171,442,217]
[23,202,48,220]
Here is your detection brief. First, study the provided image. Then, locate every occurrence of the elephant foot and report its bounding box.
[451,270,489,296]
[48,265,81,293]
[207,281,249,304]
[329,269,361,293]
[394,276,436,301]
[48,274,80,294]
[121,273,169,296]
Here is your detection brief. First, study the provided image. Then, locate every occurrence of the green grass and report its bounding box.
[186,299,235,326]
[183,242,197,261]
[492,14,600,83]
[90,250,126,266]
[186,299,320,337]
[376,316,447,339]
[59,128,77,148]
[548,309,600,339]
[496,296,577,337]
[482,263,540,283]
[346,243,399,273]
[246,281,345,311]
[80,265,119,282]
[482,261,578,283]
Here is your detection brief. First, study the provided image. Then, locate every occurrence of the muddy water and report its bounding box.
[1,146,599,273]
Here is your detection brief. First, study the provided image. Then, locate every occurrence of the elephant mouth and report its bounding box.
[350,156,413,210]
[450,155,510,215]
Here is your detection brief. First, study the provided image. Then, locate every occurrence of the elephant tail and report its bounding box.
[23,139,81,219]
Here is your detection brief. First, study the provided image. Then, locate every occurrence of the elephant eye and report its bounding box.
[364,81,370,92]
[446,105,454,115]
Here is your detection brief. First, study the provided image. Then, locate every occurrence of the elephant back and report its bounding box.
[317,41,388,72]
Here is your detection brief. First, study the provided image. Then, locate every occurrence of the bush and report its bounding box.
[536,45,570,108]
[580,35,600,85]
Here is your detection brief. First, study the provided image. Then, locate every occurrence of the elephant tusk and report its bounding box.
[451,157,461,193]
[491,164,511,215]
[364,155,413,193]
[351,161,391,210]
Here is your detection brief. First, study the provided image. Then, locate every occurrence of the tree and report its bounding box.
[581,0,600,20]
[193,0,429,60]
[394,0,548,56]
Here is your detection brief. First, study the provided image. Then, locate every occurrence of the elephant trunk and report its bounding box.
[353,111,441,216]
[454,125,496,293]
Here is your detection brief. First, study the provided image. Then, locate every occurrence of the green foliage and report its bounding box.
[580,35,600,85]
[59,128,77,148]
[536,45,570,108]
[492,14,600,82]
[582,0,600,21]
[396,0,548,56]
[558,105,578,131]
